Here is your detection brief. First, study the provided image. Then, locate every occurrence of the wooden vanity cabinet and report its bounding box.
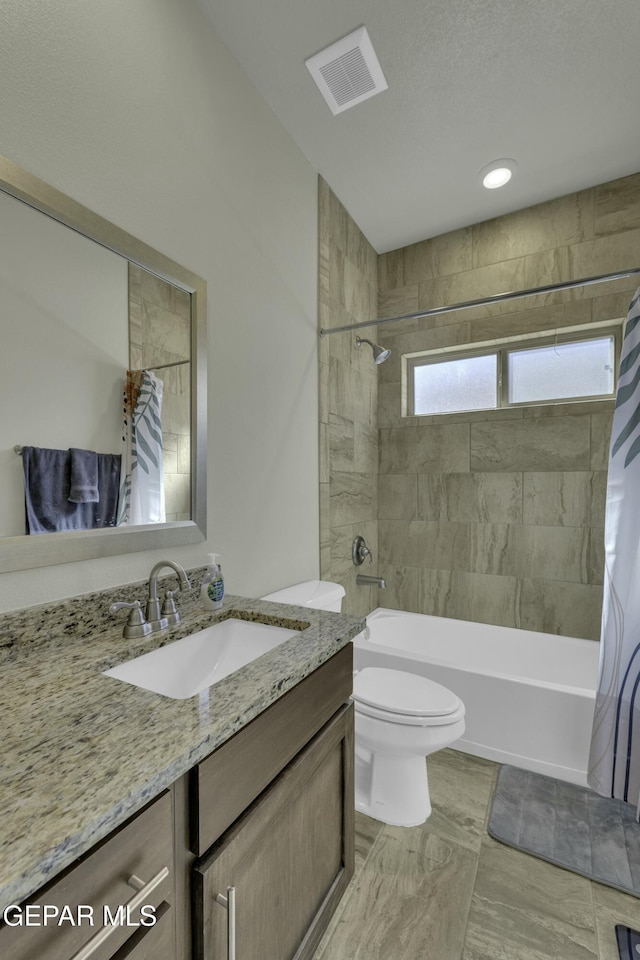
[0,644,355,960]
[191,645,355,960]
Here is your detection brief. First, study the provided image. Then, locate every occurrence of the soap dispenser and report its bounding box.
[201,553,224,611]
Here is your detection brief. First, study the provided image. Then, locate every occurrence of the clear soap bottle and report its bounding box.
[201,553,224,611]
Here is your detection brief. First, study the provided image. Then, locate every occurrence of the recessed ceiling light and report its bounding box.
[479,159,517,189]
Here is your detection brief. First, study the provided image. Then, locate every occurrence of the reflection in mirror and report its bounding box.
[1,188,129,537]
[0,152,206,573]
[0,191,192,536]
[125,265,192,527]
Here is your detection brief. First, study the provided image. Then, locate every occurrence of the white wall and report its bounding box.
[0,0,319,610]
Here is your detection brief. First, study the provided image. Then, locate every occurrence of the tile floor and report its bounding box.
[314,749,640,960]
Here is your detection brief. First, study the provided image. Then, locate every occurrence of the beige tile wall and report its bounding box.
[376,171,640,639]
[129,264,191,521]
[318,178,380,616]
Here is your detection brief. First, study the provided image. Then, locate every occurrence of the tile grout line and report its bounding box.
[459,844,483,960]
[587,880,604,960]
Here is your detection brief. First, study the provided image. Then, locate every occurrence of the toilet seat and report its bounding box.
[352,667,465,727]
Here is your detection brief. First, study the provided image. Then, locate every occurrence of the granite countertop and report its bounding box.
[0,587,364,911]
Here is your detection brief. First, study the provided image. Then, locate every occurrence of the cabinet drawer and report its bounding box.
[0,791,175,960]
[190,644,353,855]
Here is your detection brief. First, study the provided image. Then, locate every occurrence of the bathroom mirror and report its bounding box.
[0,154,207,573]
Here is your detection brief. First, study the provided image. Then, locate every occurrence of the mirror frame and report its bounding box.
[0,154,207,573]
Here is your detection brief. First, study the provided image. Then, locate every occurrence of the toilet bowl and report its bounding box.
[261,579,345,612]
[352,666,465,826]
[261,580,466,827]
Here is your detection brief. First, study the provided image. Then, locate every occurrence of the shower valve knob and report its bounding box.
[352,535,373,566]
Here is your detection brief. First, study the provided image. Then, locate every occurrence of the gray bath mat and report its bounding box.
[488,765,640,898]
[616,926,640,960]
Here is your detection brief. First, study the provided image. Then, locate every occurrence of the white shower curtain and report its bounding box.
[588,287,640,814]
[117,369,166,526]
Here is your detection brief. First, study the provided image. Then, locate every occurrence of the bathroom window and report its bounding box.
[507,337,615,404]
[413,352,498,415]
[406,325,620,417]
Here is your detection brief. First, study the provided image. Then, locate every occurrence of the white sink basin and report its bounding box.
[103,617,300,699]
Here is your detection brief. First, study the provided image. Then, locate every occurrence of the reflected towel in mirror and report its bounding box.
[68,447,99,503]
[117,370,165,526]
[22,446,121,534]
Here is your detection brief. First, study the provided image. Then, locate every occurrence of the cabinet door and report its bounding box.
[193,703,354,960]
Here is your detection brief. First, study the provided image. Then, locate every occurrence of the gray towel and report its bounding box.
[68,447,99,503]
[92,454,122,529]
[23,446,76,534]
[23,446,121,534]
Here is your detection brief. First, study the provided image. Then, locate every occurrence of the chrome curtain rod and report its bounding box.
[146,359,190,371]
[319,268,640,337]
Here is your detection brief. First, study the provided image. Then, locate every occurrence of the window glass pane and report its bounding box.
[508,337,615,404]
[414,353,497,415]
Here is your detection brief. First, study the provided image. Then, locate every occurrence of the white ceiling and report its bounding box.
[197,0,640,253]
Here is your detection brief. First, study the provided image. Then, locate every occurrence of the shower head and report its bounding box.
[355,336,391,364]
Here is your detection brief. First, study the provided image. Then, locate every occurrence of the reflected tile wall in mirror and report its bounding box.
[128,264,191,522]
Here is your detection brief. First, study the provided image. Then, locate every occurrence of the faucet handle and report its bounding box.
[352,535,374,566]
[110,600,153,639]
[161,589,182,627]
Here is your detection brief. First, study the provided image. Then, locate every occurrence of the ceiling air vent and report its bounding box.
[305,26,388,115]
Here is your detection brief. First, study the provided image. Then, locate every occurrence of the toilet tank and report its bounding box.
[261,580,345,612]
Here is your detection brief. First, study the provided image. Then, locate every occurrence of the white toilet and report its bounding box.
[261,581,466,828]
[262,578,346,612]
[352,666,465,826]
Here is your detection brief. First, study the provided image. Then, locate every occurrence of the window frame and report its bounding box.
[404,322,622,418]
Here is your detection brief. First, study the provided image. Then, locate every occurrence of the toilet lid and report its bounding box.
[353,667,462,718]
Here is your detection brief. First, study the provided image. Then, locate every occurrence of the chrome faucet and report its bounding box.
[110,560,191,638]
[146,560,191,631]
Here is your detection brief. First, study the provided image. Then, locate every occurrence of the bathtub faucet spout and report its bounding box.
[356,574,386,589]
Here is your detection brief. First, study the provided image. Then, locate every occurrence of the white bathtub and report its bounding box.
[353,608,600,786]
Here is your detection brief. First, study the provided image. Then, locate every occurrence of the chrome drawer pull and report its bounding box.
[69,865,169,960]
[215,885,236,960]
